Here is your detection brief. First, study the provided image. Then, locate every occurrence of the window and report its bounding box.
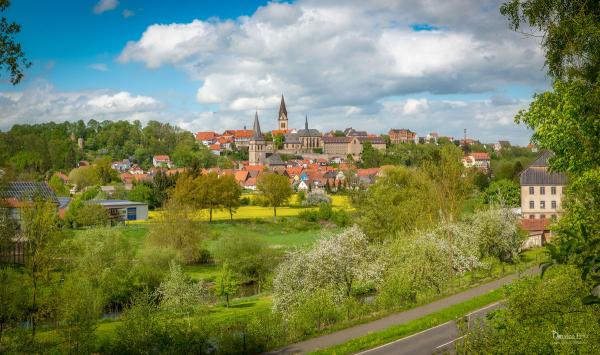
[540,201,546,209]
[529,201,534,209]
[529,215,535,219]
[529,186,534,194]
[540,214,546,219]
[551,186,556,195]
[551,201,557,209]
[540,186,545,195]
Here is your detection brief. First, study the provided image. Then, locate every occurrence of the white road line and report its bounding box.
[435,335,465,349]
[466,301,500,317]
[354,321,453,355]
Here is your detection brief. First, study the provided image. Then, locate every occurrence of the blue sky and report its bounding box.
[0,0,548,144]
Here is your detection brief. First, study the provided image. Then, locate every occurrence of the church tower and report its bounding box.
[249,111,266,166]
[278,94,288,131]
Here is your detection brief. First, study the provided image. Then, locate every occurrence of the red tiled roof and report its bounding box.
[244,177,257,186]
[520,218,551,231]
[224,130,253,139]
[154,155,170,161]
[471,152,490,160]
[245,165,265,172]
[209,144,221,151]
[195,131,217,141]
[235,170,249,183]
[357,168,380,177]
[166,168,186,176]
[271,129,289,135]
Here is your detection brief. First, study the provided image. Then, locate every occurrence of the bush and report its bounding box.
[302,190,332,207]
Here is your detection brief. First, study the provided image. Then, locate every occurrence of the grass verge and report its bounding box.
[309,288,504,355]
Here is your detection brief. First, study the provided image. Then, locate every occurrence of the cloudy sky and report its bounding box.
[0,0,548,144]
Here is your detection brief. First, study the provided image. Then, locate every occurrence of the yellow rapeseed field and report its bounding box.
[137,194,352,223]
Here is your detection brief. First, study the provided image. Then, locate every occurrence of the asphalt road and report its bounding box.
[356,301,502,355]
[268,267,537,354]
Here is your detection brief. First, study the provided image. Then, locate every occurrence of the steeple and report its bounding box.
[305,114,308,130]
[252,111,264,140]
[279,94,287,117]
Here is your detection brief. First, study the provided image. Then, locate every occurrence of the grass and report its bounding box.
[309,288,504,355]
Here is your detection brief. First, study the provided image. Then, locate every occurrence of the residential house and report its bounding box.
[462,152,491,171]
[494,140,511,152]
[519,151,568,220]
[111,159,132,172]
[152,155,172,168]
[520,218,551,249]
[195,131,217,146]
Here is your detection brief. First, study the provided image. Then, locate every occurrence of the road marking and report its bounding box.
[466,301,500,317]
[354,321,453,355]
[435,335,465,349]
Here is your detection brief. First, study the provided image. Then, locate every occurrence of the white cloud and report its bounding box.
[0,81,163,130]
[88,63,109,72]
[93,0,119,15]
[402,98,429,115]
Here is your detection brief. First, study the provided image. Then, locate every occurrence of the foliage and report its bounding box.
[0,0,31,85]
[273,226,383,317]
[146,202,207,264]
[68,167,99,191]
[48,174,69,196]
[354,166,438,241]
[127,183,156,208]
[0,267,28,350]
[257,173,293,217]
[215,263,239,307]
[460,266,600,354]
[480,179,520,207]
[301,190,332,207]
[469,208,525,262]
[213,235,275,293]
[68,202,110,228]
[156,261,206,312]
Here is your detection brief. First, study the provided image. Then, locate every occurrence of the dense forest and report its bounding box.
[0,120,200,179]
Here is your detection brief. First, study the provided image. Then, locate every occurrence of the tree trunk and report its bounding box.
[229,207,233,220]
[209,208,213,222]
[273,206,277,217]
[226,294,229,307]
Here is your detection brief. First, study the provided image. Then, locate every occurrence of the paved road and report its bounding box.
[356,301,502,355]
[268,267,537,354]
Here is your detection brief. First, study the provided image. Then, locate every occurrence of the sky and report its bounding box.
[0,0,549,144]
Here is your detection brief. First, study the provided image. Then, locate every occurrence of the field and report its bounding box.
[140,194,352,222]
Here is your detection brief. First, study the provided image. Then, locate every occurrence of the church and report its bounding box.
[249,95,324,165]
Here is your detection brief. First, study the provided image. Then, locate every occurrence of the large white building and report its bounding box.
[519,151,568,220]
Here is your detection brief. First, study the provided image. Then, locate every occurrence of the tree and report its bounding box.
[273,227,383,319]
[256,173,293,217]
[359,141,383,168]
[214,235,275,294]
[354,166,438,241]
[0,0,31,85]
[69,203,110,228]
[93,157,119,185]
[0,267,27,349]
[460,266,600,354]
[20,198,64,339]
[219,175,242,220]
[128,183,156,208]
[68,167,99,191]
[146,201,206,264]
[481,179,520,207]
[156,261,204,313]
[215,263,239,307]
[48,175,69,196]
[501,0,600,303]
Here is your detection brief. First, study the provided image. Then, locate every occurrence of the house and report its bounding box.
[209,144,221,156]
[129,165,144,174]
[111,159,131,172]
[88,200,148,221]
[0,182,59,264]
[462,152,490,171]
[389,129,416,144]
[223,129,254,147]
[344,127,368,137]
[195,131,217,145]
[520,218,551,249]
[426,132,439,144]
[152,155,172,168]
[0,182,59,224]
[519,151,568,220]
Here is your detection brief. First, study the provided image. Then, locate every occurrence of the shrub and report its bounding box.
[302,190,332,207]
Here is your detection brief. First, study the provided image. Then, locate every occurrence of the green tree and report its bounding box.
[70,203,110,228]
[215,263,239,307]
[128,183,156,208]
[147,201,206,264]
[0,267,27,349]
[481,179,520,207]
[219,174,242,220]
[48,174,69,197]
[214,235,275,294]
[157,261,204,313]
[20,198,64,339]
[256,173,293,217]
[0,0,31,84]
[68,167,99,191]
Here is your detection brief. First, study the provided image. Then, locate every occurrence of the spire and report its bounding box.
[252,110,264,140]
[305,114,308,130]
[279,94,287,118]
